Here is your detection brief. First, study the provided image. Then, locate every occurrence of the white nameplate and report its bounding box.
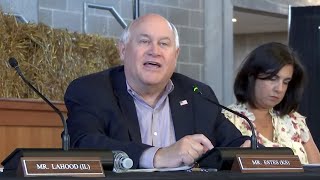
[232,154,303,173]
[20,157,105,177]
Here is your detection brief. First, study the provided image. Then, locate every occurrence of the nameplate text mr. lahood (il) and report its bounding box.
[20,157,105,177]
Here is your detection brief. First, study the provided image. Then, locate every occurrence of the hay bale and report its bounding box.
[0,12,121,101]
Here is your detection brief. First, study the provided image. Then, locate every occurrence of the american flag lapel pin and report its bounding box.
[179,100,188,106]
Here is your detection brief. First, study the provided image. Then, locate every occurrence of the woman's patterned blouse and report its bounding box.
[222,103,310,164]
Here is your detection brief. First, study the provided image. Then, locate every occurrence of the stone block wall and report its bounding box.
[38,0,204,81]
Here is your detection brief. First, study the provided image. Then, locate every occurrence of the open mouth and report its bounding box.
[143,61,161,68]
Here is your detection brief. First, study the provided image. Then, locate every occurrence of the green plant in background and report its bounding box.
[0,12,121,101]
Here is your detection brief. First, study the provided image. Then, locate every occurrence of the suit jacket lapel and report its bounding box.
[169,84,195,140]
[110,67,195,143]
[111,67,142,143]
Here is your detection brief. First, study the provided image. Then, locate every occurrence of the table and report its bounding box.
[1,169,320,180]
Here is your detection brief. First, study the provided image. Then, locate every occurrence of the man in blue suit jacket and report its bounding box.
[64,13,250,169]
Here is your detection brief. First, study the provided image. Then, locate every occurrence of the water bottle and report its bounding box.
[112,151,133,173]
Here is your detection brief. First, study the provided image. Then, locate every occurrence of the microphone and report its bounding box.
[8,57,70,151]
[192,85,293,170]
[192,85,257,149]
[5,58,134,173]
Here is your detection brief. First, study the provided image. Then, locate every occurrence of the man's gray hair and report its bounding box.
[119,21,180,49]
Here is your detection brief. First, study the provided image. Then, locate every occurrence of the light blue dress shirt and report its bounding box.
[126,81,176,168]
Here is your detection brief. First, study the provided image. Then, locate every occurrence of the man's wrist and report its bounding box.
[139,147,159,168]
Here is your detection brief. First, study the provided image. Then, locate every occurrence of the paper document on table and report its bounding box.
[303,164,320,172]
[303,164,320,167]
[125,165,192,172]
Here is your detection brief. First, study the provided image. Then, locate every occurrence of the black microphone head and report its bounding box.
[8,57,18,68]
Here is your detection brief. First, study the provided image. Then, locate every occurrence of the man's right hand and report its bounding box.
[153,134,214,168]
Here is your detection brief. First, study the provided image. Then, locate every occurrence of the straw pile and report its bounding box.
[0,12,121,101]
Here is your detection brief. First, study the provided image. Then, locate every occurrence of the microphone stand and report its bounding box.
[193,86,257,150]
[3,58,115,172]
[8,57,70,151]
[192,85,293,170]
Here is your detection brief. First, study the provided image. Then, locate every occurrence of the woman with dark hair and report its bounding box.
[223,42,320,164]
